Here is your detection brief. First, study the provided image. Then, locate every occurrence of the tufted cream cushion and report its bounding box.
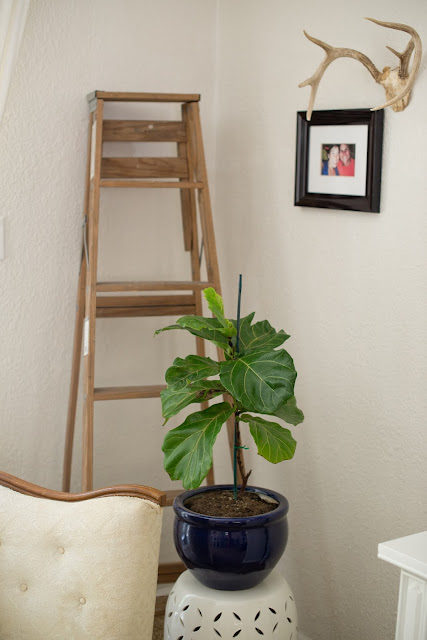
[0,485,163,639]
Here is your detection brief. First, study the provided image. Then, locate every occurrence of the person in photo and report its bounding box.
[321,145,339,176]
[337,144,355,176]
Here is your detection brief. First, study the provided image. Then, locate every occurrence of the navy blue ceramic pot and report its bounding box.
[173,485,289,591]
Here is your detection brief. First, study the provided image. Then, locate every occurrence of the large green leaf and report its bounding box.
[240,414,296,463]
[219,349,296,414]
[204,287,236,336]
[232,313,290,356]
[155,316,230,351]
[165,355,220,389]
[162,402,234,489]
[161,380,225,421]
[271,395,304,426]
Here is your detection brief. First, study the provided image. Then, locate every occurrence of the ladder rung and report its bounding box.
[100,179,203,189]
[97,304,196,318]
[101,157,188,179]
[96,281,214,292]
[96,294,195,308]
[103,120,186,142]
[94,385,166,401]
[96,294,196,318]
[92,91,200,103]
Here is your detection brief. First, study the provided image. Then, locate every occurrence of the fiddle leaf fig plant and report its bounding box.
[155,288,304,494]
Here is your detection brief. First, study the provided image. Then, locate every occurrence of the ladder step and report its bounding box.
[92,91,200,103]
[103,120,186,142]
[96,294,195,307]
[97,305,197,318]
[97,305,196,318]
[94,385,166,401]
[96,281,214,292]
[101,157,188,179]
[96,294,196,318]
[100,179,203,189]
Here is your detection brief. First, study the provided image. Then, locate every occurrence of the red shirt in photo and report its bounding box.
[337,158,355,176]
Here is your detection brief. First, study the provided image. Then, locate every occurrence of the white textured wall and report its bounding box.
[1,1,426,638]
[0,0,30,124]
[215,1,427,640]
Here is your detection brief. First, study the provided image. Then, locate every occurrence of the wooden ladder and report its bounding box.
[62,90,241,520]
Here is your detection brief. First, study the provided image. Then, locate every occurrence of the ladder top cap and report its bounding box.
[87,91,201,103]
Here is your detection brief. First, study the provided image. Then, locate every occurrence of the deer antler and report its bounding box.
[386,40,414,78]
[366,18,422,112]
[299,18,422,120]
[298,32,382,120]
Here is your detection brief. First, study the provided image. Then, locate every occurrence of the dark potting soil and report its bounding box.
[184,490,277,517]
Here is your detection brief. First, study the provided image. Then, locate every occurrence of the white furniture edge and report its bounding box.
[378,531,427,640]
[378,531,427,582]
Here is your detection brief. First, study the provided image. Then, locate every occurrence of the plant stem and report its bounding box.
[233,414,238,500]
[233,274,243,500]
[236,274,242,353]
[236,422,252,497]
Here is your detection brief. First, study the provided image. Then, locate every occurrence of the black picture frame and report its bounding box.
[294,109,384,213]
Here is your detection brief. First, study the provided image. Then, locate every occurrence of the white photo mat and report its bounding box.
[308,124,368,196]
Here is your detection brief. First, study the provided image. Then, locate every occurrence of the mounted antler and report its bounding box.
[299,18,422,120]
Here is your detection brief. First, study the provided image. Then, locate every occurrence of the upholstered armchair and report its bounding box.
[0,471,165,640]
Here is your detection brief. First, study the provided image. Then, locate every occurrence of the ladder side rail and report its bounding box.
[182,103,204,327]
[186,102,246,483]
[82,98,104,491]
[177,116,192,252]
[186,102,221,289]
[62,254,86,492]
[62,256,86,492]
[182,103,214,486]
[63,111,95,492]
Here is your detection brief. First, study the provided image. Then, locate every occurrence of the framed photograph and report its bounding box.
[294,109,384,213]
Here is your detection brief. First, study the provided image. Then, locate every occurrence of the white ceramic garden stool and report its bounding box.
[164,568,298,640]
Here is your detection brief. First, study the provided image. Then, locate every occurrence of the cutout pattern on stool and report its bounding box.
[165,571,298,640]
